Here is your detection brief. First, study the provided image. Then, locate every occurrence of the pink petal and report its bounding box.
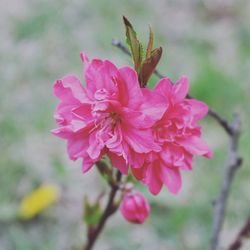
[154,78,172,98]
[51,126,72,139]
[145,164,163,195]
[124,128,160,153]
[83,58,118,99]
[118,67,143,108]
[128,150,145,169]
[70,120,88,132]
[131,166,144,180]
[82,154,96,173]
[160,165,182,194]
[140,88,167,125]
[72,104,93,122]
[54,75,87,103]
[106,125,123,152]
[80,52,89,64]
[87,132,104,160]
[185,99,209,121]
[54,103,77,125]
[178,136,213,158]
[173,76,189,102]
[67,135,89,161]
[108,152,128,174]
[122,109,150,129]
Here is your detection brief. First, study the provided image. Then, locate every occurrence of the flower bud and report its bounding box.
[120,192,150,224]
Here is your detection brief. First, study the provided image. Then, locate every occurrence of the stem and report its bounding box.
[84,170,122,250]
[209,114,242,250]
[228,217,250,250]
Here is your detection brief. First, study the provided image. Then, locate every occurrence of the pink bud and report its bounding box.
[120,192,150,224]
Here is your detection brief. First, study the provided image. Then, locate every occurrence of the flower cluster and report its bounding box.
[52,53,212,195]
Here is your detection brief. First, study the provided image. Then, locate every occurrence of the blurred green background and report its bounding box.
[0,0,250,249]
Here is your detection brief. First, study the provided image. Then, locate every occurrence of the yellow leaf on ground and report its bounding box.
[19,184,59,220]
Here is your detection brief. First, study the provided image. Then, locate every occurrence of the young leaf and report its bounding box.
[140,47,163,86]
[83,196,102,226]
[123,16,143,73]
[96,161,115,186]
[18,184,59,220]
[146,27,154,59]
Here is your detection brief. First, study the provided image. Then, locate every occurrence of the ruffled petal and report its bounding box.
[83,58,118,99]
[160,165,182,194]
[54,75,87,103]
[118,67,143,108]
[178,136,213,158]
[140,88,167,125]
[173,76,189,103]
[124,128,160,153]
[185,99,209,122]
[51,126,72,139]
[67,135,89,161]
[144,164,163,195]
[82,154,96,173]
[108,152,128,174]
[72,104,93,122]
[87,131,105,160]
[154,78,172,98]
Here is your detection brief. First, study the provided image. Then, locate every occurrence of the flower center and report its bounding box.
[109,112,121,127]
[91,111,121,135]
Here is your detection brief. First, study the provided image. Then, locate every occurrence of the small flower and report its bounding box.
[120,192,150,224]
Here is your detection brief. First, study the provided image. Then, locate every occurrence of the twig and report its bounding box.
[207,109,233,136]
[84,170,122,250]
[228,216,250,250]
[112,39,233,136]
[112,39,131,57]
[112,39,243,250]
[210,114,242,250]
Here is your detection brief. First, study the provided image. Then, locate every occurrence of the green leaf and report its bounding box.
[125,170,137,184]
[123,16,143,73]
[140,47,163,86]
[96,161,114,186]
[83,196,102,226]
[146,27,154,59]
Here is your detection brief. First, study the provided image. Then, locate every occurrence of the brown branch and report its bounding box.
[207,109,233,136]
[209,114,242,250]
[228,216,250,250]
[210,118,243,250]
[84,170,122,250]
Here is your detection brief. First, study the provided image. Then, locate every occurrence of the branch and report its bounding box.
[112,39,233,136]
[84,170,122,250]
[207,109,233,136]
[210,114,242,250]
[228,216,250,250]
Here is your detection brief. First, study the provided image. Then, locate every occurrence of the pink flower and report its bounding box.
[131,76,213,195]
[120,192,150,224]
[52,53,166,174]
